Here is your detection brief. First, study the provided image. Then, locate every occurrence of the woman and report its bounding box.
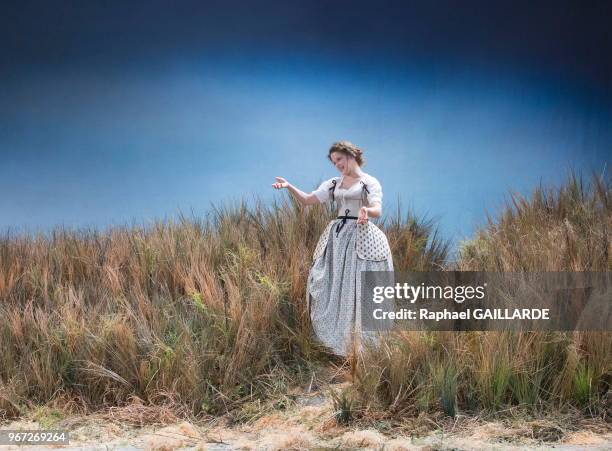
[272,141,394,357]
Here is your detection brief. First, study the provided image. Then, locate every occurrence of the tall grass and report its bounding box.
[1,170,608,422]
[457,168,609,272]
[0,194,448,420]
[352,170,611,418]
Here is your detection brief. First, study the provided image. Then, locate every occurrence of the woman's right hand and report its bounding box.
[272,176,289,189]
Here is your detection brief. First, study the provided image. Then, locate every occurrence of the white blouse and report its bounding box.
[312,171,383,217]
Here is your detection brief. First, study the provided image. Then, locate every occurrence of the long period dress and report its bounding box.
[306,171,394,356]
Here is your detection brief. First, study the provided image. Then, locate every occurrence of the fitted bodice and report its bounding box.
[335,180,367,216]
[313,171,383,215]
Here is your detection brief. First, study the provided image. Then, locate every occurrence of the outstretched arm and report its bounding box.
[272,177,319,206]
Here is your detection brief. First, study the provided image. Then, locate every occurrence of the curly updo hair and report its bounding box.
[327,141,365,167]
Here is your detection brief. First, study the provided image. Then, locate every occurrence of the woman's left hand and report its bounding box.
[357,206,369,224]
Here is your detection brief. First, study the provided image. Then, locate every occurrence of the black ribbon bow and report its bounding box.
[360,181,369,203]
[335,208,356,237]
[329,179,337,203]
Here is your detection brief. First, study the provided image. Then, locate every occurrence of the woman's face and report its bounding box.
[330,151,354,175]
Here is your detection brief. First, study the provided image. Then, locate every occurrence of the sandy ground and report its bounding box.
[2,368,610,450]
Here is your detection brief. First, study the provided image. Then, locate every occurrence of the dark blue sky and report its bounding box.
[1,1,610,256]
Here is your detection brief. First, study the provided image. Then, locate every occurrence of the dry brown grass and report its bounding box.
[0,192,449,422]
[351,170,611,421]
[1,169,609,428]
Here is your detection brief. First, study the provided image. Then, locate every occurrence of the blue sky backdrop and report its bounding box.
[1,1,610,257]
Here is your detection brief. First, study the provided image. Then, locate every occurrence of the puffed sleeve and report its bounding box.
[367,177,383,206]
[312,177,336,203]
